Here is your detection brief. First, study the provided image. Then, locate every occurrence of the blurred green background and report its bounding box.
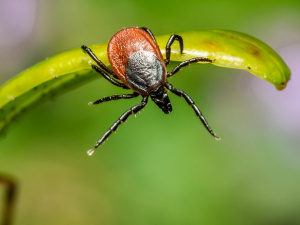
[1,0,300,224]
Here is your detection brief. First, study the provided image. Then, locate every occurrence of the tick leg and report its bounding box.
[165,81,220,140]
[88,96,148,153]
[139,27,157,43]
[165,34,184,66]
[0,174,17,225]
[81,45,119,79]
[91,65,129,89]
[89,92,139,105]
[167,57,214,77]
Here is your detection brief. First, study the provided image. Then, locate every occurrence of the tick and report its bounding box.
[82,27,219,155]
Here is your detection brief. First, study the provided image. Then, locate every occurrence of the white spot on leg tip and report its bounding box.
[87,148,95,156]
[215,136,221,141]
[88,102,93,106]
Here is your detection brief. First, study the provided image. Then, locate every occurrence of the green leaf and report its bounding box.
[0,29,291,135]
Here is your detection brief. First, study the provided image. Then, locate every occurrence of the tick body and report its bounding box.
[108,28,166,95]
[82,27,219,155]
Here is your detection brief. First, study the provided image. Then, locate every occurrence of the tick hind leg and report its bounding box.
[0,174,17,225]
[88,96,149,155]
[165,81,220,140]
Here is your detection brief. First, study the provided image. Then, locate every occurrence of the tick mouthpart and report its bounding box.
[150,86,172,114]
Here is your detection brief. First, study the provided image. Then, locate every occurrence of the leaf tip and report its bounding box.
[276,81,288,91]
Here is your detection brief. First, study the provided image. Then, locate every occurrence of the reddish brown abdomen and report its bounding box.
[107,27,164,87]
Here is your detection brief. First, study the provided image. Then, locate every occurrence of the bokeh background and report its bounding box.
[0,0,300,224]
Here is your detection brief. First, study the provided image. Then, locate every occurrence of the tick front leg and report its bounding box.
[87,96,149,155]
[0,174,17,225]
[165,34,184,66]
[167,57,214,77]
[165,82,220,140]
[89,92,139,105]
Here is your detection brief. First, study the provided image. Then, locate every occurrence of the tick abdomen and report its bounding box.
[107,27,165,90]
[126,50,166,94]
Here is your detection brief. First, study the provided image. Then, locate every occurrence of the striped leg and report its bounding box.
[165,82,219,140]
[91,65,129,89]
[89,92,139,105]
[81,45,115,76]
[167,57,214,77]
[165,34,184,66]
[87,96,149,155]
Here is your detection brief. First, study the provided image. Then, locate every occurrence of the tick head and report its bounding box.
[150,86,172,114]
